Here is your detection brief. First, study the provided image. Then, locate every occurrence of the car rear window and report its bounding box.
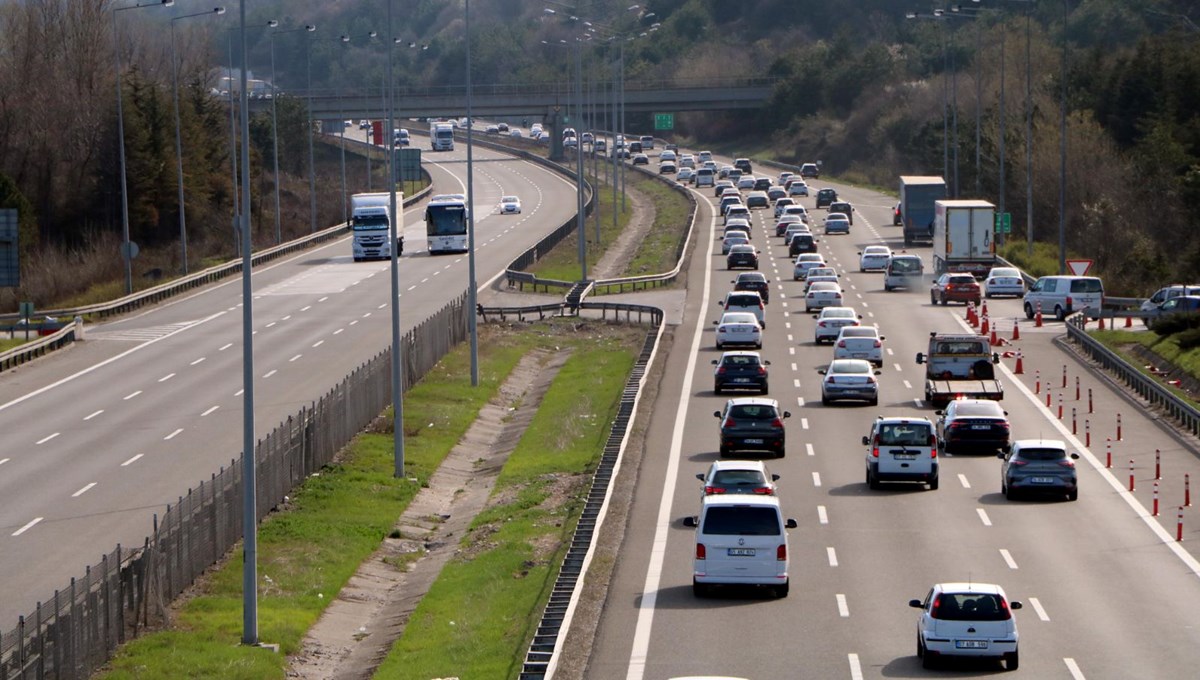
[712,470,768,487]
[729,293,760,304]
[948,275,975,284]
[1070,279,1103,293]
[841,328,875,338]
[1017,447,1068,461]
[722,355,761,367]
[701,506,781,535]
[934,593,1010,621]
[877,422,932,445]
[889,257,922,273]
[953,401,1005,417]
[729,404,778,420]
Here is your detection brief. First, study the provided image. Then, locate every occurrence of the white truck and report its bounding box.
[350,192,402,261]
[430,121,454,151]
[932,199,996,279]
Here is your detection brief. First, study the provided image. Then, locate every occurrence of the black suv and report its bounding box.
[828,200,854,224]
[800,163,820,179]
[714,397,791,456]
[734,157,753,174]
[788,232,819,256]
[816,188,838,209]
[726,245,759,270]
[753,177,772,191]
[713,352,771,394]
[732,272,771,304]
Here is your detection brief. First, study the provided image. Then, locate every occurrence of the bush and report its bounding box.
[1150,312,1200,336]
[1177,327,1200,351]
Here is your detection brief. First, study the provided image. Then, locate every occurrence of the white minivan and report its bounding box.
[683,495,797,598]
[883,253,924,291]
[863,416,939,490]
[1022,275,1104,321]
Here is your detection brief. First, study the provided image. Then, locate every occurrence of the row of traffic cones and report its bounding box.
[965,300,1026,372]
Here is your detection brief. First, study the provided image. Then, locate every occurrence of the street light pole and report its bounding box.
[306,27,318,233]
[466,0,480,386]
[1059,0,1069,274]
[225,31,240,255]
[113,0,175,295]
[171,7,225,276]
[386,1,405,477]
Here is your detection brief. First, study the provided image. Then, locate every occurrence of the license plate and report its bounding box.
[733,378,751,383]
[893,454,917,460]
[728,548,756,557]
[956,640,988,649]
[744,438,764,445]
[1031,477,1055,484]
[851,352,867,358]
[971,425,991,430]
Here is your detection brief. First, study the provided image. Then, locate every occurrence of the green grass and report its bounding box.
[374,332,640,679]
[1089,328,1200,405]
[620,173,692,279]
[94,322,643,680]
[526,174,633,282]
[0,337,27,352]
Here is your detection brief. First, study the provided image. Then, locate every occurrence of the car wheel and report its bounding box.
[940,293,948,305]
[821,395,831,406]
[930,292,937,305]
[917,635,925,659]
[986,291,993,299]
[922,651,938,670]
[693,580,708,598]
[760,382,769,395]
[929,474,939,490]
[870,396,879,406]
[1068,489,1078,501]
[884,285,894,292]
[1006,485,1018,501]
[776,581,789,598]
[1005,649,1019,671]
[1055,305,1066,321]
[1024,303,1034,319]
[719,445,729,456]
[714,384,722,395]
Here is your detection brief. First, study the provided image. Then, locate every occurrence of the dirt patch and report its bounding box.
[589,184,655,281]
[285,347,570,680]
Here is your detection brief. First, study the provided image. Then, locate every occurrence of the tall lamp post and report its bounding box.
[386,0,406,477]
[113,0,176,295]
[906,12,952,188]
[268,22,316,245]
[170,6,226,276]
[305,26,319,232]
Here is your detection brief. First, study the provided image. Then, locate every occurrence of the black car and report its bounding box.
[726,244,759,270]
[788,232,819,256]
[893,202,903,226]
[816,188,838,209]
[799,163,820,179]
[936,398,1010,454]
[712,351,771,394]
[714,397,791,456]
[828,201,854,224]
[753,177,772,192]
[734,157,753,174]
[732,272,771,304]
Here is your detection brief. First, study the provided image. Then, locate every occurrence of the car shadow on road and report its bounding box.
[827,482,933,496]
[879,655,1010,677]
[635,582,787,610]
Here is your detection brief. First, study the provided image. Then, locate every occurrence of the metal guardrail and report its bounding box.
[0,321,78,373]
[1065,314,1200,437]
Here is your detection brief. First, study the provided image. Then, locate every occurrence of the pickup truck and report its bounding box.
[915,332,1003,408]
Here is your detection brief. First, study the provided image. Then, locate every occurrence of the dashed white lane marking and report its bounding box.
[812,472,822,487]
[790,361,798,371]
[201,406,219,417]
[1064,658,1085,679]
[158,373,175,382]
[334,328,345,335]
[1030,597,1051,621]
[893,363,902,372]
[12,517,42,536]
[886,348,894,355]
[818,505,829,524]
[72,483,97,497]
[806,443,815,456]
[219,343,233,351]
[958,473,971,488]
[164,428,183,440]
[190,357,205,366]
[84,410,104,421]
[289,354,302,362]
[0,458,8,466]
[977,508,993,526]
[121,454,142,466]
[1000,548,1019,569]
[827,547,839,566]
[912,398,923,408]
[837,593,850,617]
[793,379,801,389]
[903,380,912,389]
[301,305,312,312]
[266,322,277,328]
[36,433,59,445]
[263,369,277,378]
[801,417,809,429]
[848,653,863,680]
[312,340,324,348]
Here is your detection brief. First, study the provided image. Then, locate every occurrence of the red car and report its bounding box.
[930,274,981,306]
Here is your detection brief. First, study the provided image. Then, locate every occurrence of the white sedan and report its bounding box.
[787,180,809,196]
[793,253,827,280]
[713,312,763,349]
[813,306,862,344]
[804,281,844,311]
[803,273,840,293]
[858,245,892,271]
[984,266,1026,298]
[833,326,885,366]
[499,195,521,214]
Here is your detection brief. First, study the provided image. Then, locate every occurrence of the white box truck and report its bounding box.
[430,121,454,151]
[351,192,402,261]
[932,199,996,278]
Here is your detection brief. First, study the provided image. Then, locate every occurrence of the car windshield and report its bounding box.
[934,593,1010,621]
[1017,447,1068,461]
[501,196,517,203]
[728,404,778,420]
[702,506,781,536]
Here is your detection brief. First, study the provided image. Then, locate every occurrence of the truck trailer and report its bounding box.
[932,199,997,278]
[350,192,402,261]
[899,176,947,246]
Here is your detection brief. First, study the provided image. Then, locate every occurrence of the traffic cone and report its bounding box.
[1035,302,1043,328]
[965,302,974,323]
[981,300,989,318]
[991,327,999,345]
[1015,350,1024,374]
[980,314,990,337]
[1124,315,1133,328]
[1012,320,1020,341]
[1098,315,1106,330]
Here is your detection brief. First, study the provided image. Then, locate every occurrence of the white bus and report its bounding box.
[425,194,469,254]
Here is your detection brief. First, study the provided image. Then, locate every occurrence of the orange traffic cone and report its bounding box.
[1098,315,1106,330]
[1035,302,1043,328]
[991,327,999,345]
[1012,320,1020,341]
[1015,350,1024,374]
[1125,315,1133,328]
[980,314,990,337]
[981,300,989,318]
[965,302,974,323]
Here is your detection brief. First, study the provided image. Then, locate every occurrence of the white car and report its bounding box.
[499,195,521,214]
[911,582,1022,670]
[698,150,713,164]
[813,306,862,343]
[833,326,885,366]
[719,291,766,327]
[781,204,809,223]
[510,129,524,138]
[713,312,762,349]
[736,176,757,191]
[984,266,1026,298]
[697,459,778,499]
[721,234,750,255]
[783,223,811,245]
[858,245,892,272]
[803,274,840,293]
[793,253,827,280]
[787,180,810,196]
[679,154,696,168]
[804,281,844,311]
[773,197,796,218]
[676,167,694,183]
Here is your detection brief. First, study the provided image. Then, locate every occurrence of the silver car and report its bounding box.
[804,281,844,311]
[983,267,1026,298]
[813,306,862,343]
[999,439,1080,501]
[833,326,885,367]
[819,359,880,405]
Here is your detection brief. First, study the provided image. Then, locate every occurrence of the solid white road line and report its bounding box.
[999,548,1019,569]
[848,653,863,680]
[72,483,97,498]
[818,505,829,524]
[836,593,850,617]
[1029,596,1050,621]
[12,517,42,536]
[958,473,971,488]
[1064,657,1086,679]
[977,508,992,526]
[828,546,839,567]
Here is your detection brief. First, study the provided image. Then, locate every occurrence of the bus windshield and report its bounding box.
[426,204,467,235]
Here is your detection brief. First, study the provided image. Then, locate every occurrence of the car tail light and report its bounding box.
[998,421,1011,431]
[754,486,774,495]
[757,366,767,376]
[931,596,942,618]
[866,375,877,384]
[1066,295,1074,308]
[1009,459,1028,467]
[873,340,882,348]
[1059,459,1076,468]
[723,418,737,428]
[717,366,727,375]
[771,417,784,428]
[999,598,1012,619]
[696,543,706,560]
[818,321,827,328]
[705,486,726,494]
[758,300,764,309]
[837,340,846,348]
[777,544,787,561]
[808,292,815,298]
[872,435,880,457]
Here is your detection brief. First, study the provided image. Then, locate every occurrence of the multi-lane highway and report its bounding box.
[0,140,580,625]
[583,153,1200,679]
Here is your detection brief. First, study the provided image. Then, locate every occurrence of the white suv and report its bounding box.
[683,495,797,598]
[863,416,938,490]
[910,582,1022,670]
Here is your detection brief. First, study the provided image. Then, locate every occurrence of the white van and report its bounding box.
[694,167,715,187]
[883,253,924,291]
[1022,275,1104,321]
[863,416,938,490]
[683,495,797,597]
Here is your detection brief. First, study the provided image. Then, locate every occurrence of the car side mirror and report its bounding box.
[712,320,719,325]
[763,360,772,365]
[915,353,926,364]
[862,435,870,445]
[857,252,862,255]
[818,369,827,375]
[880,336,886,340]
[711,359,719,365]
[993,352,1001,364]
[785,519,798,529]
[812,314,819,319]
[874,370,882,376]
[713,410,722,418]
[935,410,944,416]
[858,315,864,319]
[682,516,697,528]
[696,473,705,481]
[1010,601,1023,610]
[783,411,792,418]
[996,452,1006,459]
[909,599,924,609]
[1070,453,1080,459]
[772,474,781,481]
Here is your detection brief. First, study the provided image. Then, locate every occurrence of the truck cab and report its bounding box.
[915,332,1003,407]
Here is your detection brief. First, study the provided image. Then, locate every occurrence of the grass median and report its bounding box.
[1089,328,1200,405]
[96,320,644,680]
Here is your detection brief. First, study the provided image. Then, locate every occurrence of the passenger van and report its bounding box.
[694,167,715,187]
[683,495,797,598]
[639,134,655,150]
[863,416,939,490]
[1023,275,1104,321]
[883,253,924,292]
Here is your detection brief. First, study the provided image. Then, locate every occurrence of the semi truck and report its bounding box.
[899,176,947,246]
[932,199,997,278]
[915,332,1004,408]
[430,121,454,151]
[350,192,402,261]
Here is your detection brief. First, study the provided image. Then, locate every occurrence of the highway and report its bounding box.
[0,140,580,625]
[583,154,1200,679]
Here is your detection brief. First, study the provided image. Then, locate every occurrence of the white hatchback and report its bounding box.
[858,245,892,272]
[984,266,1026,298]
[813,306,861,343]
[804,281,843,311]
[911,582,1022,670]
[833,326,885,366]
[793,253,827,280]
[713,312,762,349]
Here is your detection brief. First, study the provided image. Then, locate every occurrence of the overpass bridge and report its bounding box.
[243,76,778,121]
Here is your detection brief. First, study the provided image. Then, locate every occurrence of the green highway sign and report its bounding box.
[654,113,674,131]
[994,212,1012,234]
